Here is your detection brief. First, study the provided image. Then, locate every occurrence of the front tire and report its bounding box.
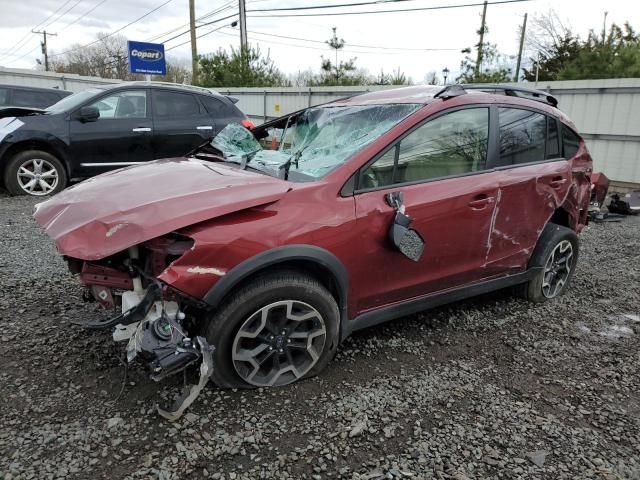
[4,150,67,196]
[204,271,340,389]
[520,223,579,302]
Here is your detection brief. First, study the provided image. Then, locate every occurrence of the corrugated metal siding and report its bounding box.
[0,68,638,184]
[0,67,119,93]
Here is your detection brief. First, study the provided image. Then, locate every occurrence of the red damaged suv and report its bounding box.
[34,84,592,417]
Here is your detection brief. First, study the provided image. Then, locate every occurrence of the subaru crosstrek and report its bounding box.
[34,84,592,418]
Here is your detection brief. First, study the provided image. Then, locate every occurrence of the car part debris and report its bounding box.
[157,337,213,421]
[608,191,640,216]
[588,172,609,221]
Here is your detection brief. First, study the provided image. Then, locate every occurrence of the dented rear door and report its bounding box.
[482,108,572,276]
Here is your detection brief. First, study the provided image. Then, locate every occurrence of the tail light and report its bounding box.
[242,119,255,129]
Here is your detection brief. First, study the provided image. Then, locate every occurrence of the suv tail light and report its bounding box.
[242,119,255,129]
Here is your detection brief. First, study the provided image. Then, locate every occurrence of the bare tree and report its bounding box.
[424,71,440,85]
[50,33,192,82]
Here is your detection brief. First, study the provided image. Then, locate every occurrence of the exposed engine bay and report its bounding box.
[68,235,213,421]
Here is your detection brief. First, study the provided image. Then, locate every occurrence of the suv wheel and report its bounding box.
[520,222,579,302]
[205,271,340,389]
[4,150,67,196]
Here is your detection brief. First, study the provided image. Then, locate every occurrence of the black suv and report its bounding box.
[0,84,72,109]
[0,82,250,196]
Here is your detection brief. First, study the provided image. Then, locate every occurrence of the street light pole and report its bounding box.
[442,67,450,85]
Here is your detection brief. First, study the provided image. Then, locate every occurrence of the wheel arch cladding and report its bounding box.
[203,244,349,325]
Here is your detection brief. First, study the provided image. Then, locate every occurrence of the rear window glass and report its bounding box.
[547,117,561,159]
[563,127,581,159]
[13,89,60,108]
[154,91,200,117]
[498,108,546,165]
[201,96,234,117]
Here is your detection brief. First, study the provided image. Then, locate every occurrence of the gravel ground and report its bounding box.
[1,193,639,480]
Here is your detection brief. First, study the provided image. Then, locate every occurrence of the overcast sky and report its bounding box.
[0,0,637,82]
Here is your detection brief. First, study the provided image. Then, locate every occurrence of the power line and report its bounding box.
[161,12,238,45]
[247,0,531,18]
[166,23,233,51]
[0,0,75,59]
[148,0,236,42]
[248,0,422,12]
[4,45,41,66]
[62,0,110,31]
[211,28,455,56]
[49,0,176,58]
[42,0,84,30]
[246,29,460,51]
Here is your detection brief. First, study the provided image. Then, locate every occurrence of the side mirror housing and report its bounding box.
[77,106,100,123]
[386,191,425,262]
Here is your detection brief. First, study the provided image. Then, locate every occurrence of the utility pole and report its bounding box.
[189,0,198,84]
[475,0,488,78]
[32,30,57,71]
[514,13,527,82]
[239,0,248,51]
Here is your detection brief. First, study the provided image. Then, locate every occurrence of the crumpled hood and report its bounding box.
[34,158,290,260]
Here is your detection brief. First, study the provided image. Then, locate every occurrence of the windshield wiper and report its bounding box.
[278,145,308,180]
[240,148,262,170]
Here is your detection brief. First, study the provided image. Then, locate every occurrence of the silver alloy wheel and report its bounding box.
[542,240,574,298]
[16,158,59,196]
[232,300,327,387]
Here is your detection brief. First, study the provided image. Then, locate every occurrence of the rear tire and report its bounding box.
[4,150,67,196]
[519,223,579,302]
[204,271,340,389]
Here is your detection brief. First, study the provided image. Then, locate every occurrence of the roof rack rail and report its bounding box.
[121,80,220,96]
[463,83,558,107]
[434,83,558,107]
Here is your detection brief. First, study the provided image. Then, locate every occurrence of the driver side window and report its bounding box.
[360,108,489,189]
[89,90,147,119]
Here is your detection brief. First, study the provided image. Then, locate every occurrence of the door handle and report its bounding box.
[197,125,213,130]
[468,194,494,210]
[132,127,151,132]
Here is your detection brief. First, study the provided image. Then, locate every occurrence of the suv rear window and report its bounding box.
[13,89,61,108]
[563,127,581,159]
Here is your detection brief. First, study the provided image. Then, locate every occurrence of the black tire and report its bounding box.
[204,270,340,389]
[519,222,579,302]
[4,150,67,196]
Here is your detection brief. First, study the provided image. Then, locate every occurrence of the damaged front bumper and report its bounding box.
[73,246,214,421]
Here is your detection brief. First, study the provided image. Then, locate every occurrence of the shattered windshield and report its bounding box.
[210,103,421,181]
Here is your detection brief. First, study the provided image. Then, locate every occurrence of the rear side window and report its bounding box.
[498,108,546,165]
[563,127,581,159]
[153,91,200,117]
[361,107,488,188]
[13,89,61,108]
[547,117,560,159]
[499,108,566,165]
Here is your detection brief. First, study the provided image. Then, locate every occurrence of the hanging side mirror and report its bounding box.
[386,192,425,262]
